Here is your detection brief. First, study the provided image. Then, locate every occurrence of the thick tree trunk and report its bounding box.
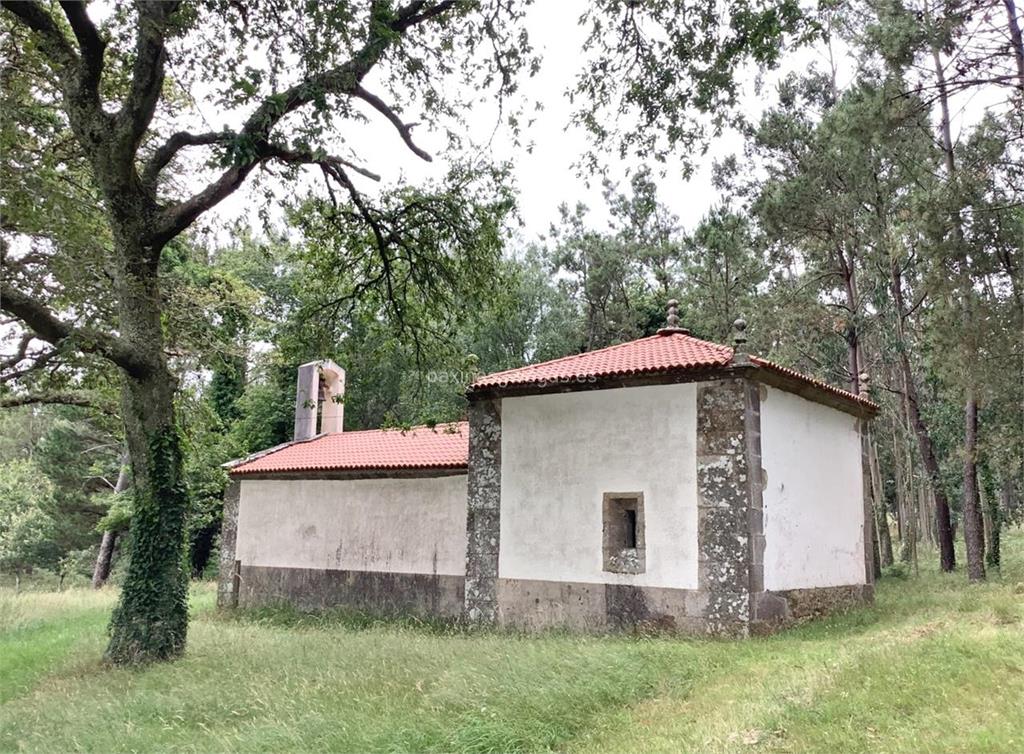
[105,244,190,665]
[106,366,188,664]
[962,395,986,581]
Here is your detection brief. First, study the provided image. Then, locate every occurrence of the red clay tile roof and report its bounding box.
[469,331,877,411]
[750,356,877,410]
[229,422,468,476]
[234,334,875,476]
[470,332,734,390]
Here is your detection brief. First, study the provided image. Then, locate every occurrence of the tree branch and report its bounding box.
[0,349,61,385]
[153,164,254,244]
[117,1,180,147]
[0,333,34,372]
[0,282,153,377]
[141,130,233,187]
[1,1,78,72]
[59,1,106,91]
[0,390,115,412]
[391,0,459,32]
[3,1,112,154]
[154,0,454,240]
[353,85,432,161]
[263,144,382,181]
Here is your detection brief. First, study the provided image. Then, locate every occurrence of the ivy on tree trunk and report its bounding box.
[106,423,189,663]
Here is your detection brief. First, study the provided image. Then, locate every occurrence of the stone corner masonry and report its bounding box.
[216,479,241,609]
[464,397,502,624]
[698,375,873,636]
[696,377,760,636]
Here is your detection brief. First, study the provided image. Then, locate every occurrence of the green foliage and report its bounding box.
[96,490,133,533]
[106,427,189,665]
[0,460,56,579]
[574,0,815,169]
[680,207,767,343]
[881,561,910,579]
[179,392,236,576]
[0,407,127,587]
[32,411,121,554]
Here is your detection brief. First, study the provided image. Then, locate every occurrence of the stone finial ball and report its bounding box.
[733,318,747,332]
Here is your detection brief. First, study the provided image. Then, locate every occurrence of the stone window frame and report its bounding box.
[602,491,646,574]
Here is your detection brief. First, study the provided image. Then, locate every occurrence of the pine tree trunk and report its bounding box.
[875,497,893,569]
[999,475,1015,519]
[105,244,190,665]
[92,530,119,589]
[962,395,986,581]
[93,458,130,589]
[871,440,894,568]
[1005,0,1024,90]
[982,475,1001,570]
[890,262,955,571]
[892,409,910,562]
[899,345,955,569]
[870,521,882,578]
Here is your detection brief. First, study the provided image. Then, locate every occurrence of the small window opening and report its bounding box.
[623,508,638,549]
[603,492,645,574]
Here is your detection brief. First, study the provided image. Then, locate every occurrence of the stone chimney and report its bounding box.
[293,360,345,440]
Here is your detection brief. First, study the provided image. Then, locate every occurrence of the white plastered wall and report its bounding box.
[235,475,468,575]
[760,386,866,590]
[499,383,698,589]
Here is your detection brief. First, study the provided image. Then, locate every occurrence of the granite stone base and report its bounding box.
[496,577,708,634]
[238,565,465,618]
[495,577,872,636]
[235,566,870,635]
[752,583,874,633]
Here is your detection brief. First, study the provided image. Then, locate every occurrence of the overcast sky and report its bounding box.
[123,1,1014,244]
[194,1,821,245]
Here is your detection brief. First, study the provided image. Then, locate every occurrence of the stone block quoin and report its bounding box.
[216,479,241,608]
[696,377,760,636]
[464,397,502,624]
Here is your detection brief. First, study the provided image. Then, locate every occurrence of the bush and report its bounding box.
[881,561,910,579]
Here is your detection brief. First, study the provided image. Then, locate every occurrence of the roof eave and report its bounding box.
[228,464,468,481]
[468,362,878,419]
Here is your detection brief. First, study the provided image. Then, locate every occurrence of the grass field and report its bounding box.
[1,532,1023,754]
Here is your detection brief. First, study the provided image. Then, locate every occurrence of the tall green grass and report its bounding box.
[1,533,1021,753]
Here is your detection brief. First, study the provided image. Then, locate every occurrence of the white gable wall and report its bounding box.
[499,383,699,589]
[235,475,468,575]
[760,386,866,590]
